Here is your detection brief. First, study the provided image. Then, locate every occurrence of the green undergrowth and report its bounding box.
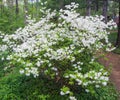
[0,66,119,100]
[113,47,120,54]
[108,31,120,54]
[0,6,25,34]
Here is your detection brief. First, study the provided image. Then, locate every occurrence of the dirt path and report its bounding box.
[99,52,120,91]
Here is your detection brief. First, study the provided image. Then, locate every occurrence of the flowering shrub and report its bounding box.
[0,3,116,100]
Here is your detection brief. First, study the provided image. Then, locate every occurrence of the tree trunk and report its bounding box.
[116,1,120,47]
[95,0,99,12]
[24,0,28,24]
[59,0,64,9]
[35,0,39,18]
[15,0,19,15]
[0,0,3,16]
[86,0,92,16]
[102,0,108,23]
[36,0,39,8]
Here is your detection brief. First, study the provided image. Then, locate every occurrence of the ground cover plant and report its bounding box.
[0,71,118,100]
[0,3,118,100]
[108,31,120,54]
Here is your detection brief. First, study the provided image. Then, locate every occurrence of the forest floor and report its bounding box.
[99,52,120,92]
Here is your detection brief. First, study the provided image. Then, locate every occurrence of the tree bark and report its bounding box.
[59,0,64,9]
[95,0,99,12]
[86,0,92,16]
[15,0,19,15]
[0,0,3,16]
[24,0,28,24]
[116,1,120,47]
[102,0,108,23]
[36,0,39,17]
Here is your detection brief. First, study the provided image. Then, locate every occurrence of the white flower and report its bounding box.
[4,67,8,71]
[60,91,65,95]
[64,75,69,78]
[6,56,12,60]
[1,57,4,61]
[71,57,75,62]
[65,90,70,94]
[19,69,24,74]
[70,74,76,79]
[104,77,109,81]
[69,96,77,100]
[95,85,100,88]
[26,72,30,76]
[83,82,88,86]
[102,82,107,86]
[51,67,58,71]
[36,61,41,67]
[85,89,89,93]
[26,63,32,67]
[76,79,82,85]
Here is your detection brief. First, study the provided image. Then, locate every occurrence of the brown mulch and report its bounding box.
[99,52,120,91]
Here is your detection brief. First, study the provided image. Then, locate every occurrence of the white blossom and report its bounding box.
[69,96,77,100]
[19,69,25,74]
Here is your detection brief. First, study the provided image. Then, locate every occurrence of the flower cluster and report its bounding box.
[0,3,116,100]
